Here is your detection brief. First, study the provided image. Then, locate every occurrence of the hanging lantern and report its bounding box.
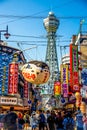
[75,92,82,108]
[76,100,81,107]
[75,92,81,100]
[80,102,86,114]
[21,60,50,85]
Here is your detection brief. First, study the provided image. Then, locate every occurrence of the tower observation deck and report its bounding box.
[43,12,60,94]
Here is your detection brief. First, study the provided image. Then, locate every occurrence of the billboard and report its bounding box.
[54,81,61,96]
[70,44,79,92]
[24,80,28,98]
[60,64,68,97]
[8,62,18,94]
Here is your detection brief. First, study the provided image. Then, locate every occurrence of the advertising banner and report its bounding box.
[8,62,18,94]
[60,64,68,97]
[54,81,61,96]
[0,96,17,105]
[70,44,79,92]
[0,52,9,95]
[24,80,28,98]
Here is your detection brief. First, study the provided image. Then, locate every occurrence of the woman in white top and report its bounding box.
[30,112,38,130]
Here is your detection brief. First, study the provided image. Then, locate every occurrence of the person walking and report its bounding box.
[30,111,38,130]
[38,110,46,130]
[47,111,56,130]
[0,107,4,130]
[3,106,18,130]
[18,112,25,130]
[82,113,87,130]
[75,108,83,130]
[62,112,75,130]
[23,112,30,130]
[55,111,63,130]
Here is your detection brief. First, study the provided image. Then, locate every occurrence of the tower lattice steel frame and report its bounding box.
[43,12,60,94]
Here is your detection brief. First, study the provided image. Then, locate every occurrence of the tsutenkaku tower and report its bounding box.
[43,12,60,93]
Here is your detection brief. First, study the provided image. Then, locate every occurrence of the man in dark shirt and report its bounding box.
[47,111,56,130]
[3,106,18,130]
[38,110,46,130]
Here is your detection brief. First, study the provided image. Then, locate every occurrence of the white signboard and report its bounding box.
[0,97,17,105]
[18,99,23,106]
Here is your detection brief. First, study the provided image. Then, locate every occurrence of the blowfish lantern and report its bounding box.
[21,60,50,85]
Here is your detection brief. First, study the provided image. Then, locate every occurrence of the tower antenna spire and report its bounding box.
[50,0,53,12]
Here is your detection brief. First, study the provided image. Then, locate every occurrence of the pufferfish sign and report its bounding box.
[21,60,50,85]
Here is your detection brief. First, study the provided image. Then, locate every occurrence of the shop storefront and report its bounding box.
[0,96,29,111]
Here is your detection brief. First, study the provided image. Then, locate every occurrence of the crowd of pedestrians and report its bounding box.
[0,106,87,130]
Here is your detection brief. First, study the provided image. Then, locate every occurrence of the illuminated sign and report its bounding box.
[8,62,18,94]
[54,81,61,96]
[0,52,9,95]
[24,80,28,98]
[61,64,68,97]
[2,66,6,94]
[0,97,17,105]
[70,44,79,92]
[18,99,23,106]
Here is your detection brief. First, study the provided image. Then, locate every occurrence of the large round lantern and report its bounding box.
[21,60,50,85]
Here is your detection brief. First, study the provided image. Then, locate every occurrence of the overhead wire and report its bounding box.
[9,34,47,39]
[5,40,71,44]
[17,42,37,61]
[0,15,87,19]
[0,0,86,65]
[0,15,87,25]
[0,0,87,25]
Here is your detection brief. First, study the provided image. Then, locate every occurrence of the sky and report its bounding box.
[0,0,87,66]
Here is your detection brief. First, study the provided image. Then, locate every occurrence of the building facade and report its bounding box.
[0,42,29,110]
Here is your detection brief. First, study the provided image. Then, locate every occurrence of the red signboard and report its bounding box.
[8,62,18,94]
[70,44,79,92]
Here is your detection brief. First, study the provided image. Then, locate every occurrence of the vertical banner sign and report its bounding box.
[24,80,28,98]
[70,44,73,92]
[8,62,18,94]
[70,44,79,92]
[54,81,61,96]
[1,66,7,95]
[61,64,68,97]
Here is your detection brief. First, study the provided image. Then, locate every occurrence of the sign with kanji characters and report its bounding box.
[70,44,79,92]
[54,81,61,96]
[21,61,50,85]
[8,62,18,94]
[60,64,68,97]
[24,80,28,98]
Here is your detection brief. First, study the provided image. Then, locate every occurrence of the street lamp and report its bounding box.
[0,25,10,42]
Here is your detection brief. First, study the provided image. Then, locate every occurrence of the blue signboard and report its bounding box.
[81,69,87,86]
[28,100,32,104]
